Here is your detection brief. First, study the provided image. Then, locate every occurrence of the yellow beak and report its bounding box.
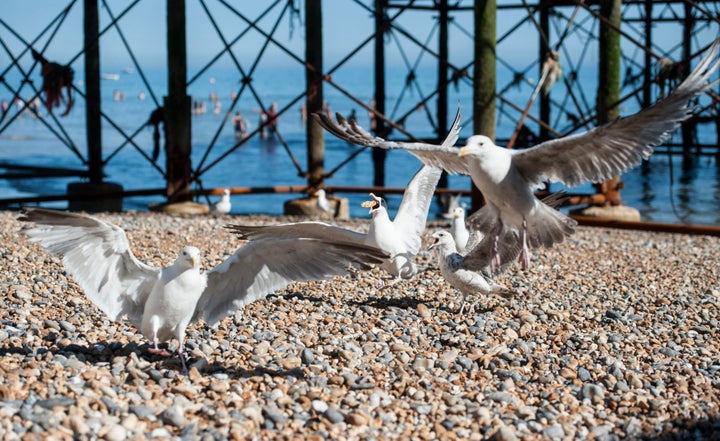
[458,146,471,157]
[191,257,197,268]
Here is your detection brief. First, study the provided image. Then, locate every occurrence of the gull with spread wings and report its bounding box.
[20,208,387,371]
[314,39,720,271]
[228,110,464,288]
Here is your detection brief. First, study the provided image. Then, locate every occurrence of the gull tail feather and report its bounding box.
[526,201,577,249]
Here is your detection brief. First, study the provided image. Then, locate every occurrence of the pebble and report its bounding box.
[1,211,718,440]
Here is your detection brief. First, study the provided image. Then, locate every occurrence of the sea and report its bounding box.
[1,64,719,226]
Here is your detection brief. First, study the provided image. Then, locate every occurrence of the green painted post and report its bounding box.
[472,0,496,211]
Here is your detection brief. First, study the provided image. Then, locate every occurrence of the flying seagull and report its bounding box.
[313,39,720,271]
[19,207,386,371]
[210,188,232,215]
[228,110,463,287]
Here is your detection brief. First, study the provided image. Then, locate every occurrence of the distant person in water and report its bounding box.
[266,101,279,138]
[232,111,247,139]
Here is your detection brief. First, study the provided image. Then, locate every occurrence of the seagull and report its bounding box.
[228,165,442,288]
[313,39,720,271]
[315,189,334,214]
[210,189,232,215]
[450,205,470,254]
[19,207,387,372]
[227,110,464,287]
[439,193,463,219]
[429,229,518,314]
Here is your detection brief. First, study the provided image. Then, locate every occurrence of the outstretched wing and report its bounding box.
[19,208,159,325]
[313,109,473,176]
[194,238,387,326]
[226,221,366,244]
[513,39,720,188]
[393,109,464,254]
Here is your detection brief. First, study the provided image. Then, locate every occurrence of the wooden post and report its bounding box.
[472,0,496,212]
[597,0,622,205]
[437,0,449,189]
[305,0,324,189]
[681,2,694,155]
[164,0,192,202]
[373,0,387,187]
[538,2,550,142]
[84,0,102,184]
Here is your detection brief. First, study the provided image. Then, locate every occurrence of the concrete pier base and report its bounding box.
[148,201,209,215]
[571,205,641,222]
[67,182,124,212]
[284,196,349,220]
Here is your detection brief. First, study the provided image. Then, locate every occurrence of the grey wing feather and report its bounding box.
[462,229,521,276]
[195,238,387,326]
[513,39,720,188]
[313,109,473,176]
[18,208,159,326]
[226,221,366,245]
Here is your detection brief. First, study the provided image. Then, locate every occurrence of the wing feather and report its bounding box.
[19,208,159,325]
[313,109,473,175]
[393,109,464,253]
[195,238,387,326]
[226,221,366,244]
[513,39,720,188]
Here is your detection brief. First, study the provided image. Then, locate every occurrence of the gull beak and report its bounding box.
[191,256,198,268]
[452,210,460,219]
[458,146,471,157]
[360,193,381,211]
[428,237,440,250]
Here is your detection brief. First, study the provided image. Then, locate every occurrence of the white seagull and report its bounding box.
[315,188,334,214]
[20,207,386,371]
[210,189,232,215]
[314,39,720,271]
[227,110,464,287]
[450,205,470,254]
[429,229,518,314]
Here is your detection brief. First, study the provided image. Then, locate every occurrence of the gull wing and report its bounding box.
[313,108,473,176]
[19,208,159,326]
[194,238,387,326]
[513,39,720,188]
[393,109,464,253]
[226,221,366,244]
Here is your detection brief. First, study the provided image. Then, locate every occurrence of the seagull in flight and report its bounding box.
[20,208,386,372]
[228,110,464,287]
[314,39,720,271]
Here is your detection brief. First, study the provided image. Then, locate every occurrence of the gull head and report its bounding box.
[429,230,454,250]
[221,189,231,200]
[176,246,201,270]
[452,206,465,219]
[459,135,494,157]
[360,193,386,215]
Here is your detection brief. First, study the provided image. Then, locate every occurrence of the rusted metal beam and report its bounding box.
[571,215,720,237]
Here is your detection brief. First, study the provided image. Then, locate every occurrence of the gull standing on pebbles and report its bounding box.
[20,207,386,372]
[430,230,519,314]
[314,39,720,271]
[227,110,464,287]
[450,205,470,254]
[210,188,232,215]
[315,189,334,214]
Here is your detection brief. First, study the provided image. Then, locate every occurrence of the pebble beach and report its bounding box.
[1,209,719,440]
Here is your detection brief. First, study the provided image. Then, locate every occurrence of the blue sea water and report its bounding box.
[0,65,719,226]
